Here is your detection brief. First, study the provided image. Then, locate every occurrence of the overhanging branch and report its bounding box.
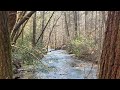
[11,11,36,42]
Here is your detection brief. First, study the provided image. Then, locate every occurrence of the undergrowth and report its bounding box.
[11,32,47,68]
[66,35,99,62]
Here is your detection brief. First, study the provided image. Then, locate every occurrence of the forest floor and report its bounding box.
[32,49,98,79]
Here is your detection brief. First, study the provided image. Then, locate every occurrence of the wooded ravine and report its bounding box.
[0,11,120,79]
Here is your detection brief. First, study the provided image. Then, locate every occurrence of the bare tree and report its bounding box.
[47,13,62,51]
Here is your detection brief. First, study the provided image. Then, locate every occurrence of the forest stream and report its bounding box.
[33,49,98,79]
[0,11,119,79]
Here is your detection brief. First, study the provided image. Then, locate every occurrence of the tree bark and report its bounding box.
[99,11,120,79]
[8,11,17,33]
[0,11,13,79]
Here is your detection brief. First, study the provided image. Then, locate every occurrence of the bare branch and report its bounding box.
[11,11,36,42]
[47,12,62,51]
[35,11,55,45]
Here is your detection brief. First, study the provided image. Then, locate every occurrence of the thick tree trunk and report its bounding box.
[99,11,120,79]
[0,11,13,79]
[8,11,17,33]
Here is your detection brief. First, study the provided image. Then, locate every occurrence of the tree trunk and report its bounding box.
[101,11,106,44]
[35,11,55,45]
[73,11,78,38]
[98,11,102,51]
[0,11,13,79]
[99,11,120,79]
[94,11,97,45]
[91,11,93,30]
[77,12,80,37]
[47,13,62,51]
[40,11,45,44]
[32,12,36,47]
[68,11,71,27]
[8,11,17,33]
[85,11,88,36]
[64,12,70,37]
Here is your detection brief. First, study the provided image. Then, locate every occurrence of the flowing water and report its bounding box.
[34,49,98,79]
